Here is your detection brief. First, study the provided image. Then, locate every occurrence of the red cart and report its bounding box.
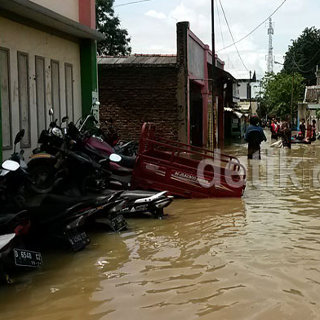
[131,123,246,198]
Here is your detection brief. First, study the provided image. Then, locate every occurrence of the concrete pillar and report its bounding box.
[202,45,209,147]
[79,0,98,117]
[0,65,2,162]
[298,102,307,130]
[176,22,189,144]
[79,0,96,29]
[80,40,98,116]
[315,65,320,86]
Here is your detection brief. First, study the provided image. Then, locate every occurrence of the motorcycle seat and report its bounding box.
[113,166,133,175]
[0,210,29,232]
[0,214,21,226]
[121,190,160,200]
[27,194,88,220]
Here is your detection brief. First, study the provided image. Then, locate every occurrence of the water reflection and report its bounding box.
[1,138,320,319]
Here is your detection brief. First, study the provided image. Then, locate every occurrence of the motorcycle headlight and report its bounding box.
[52,127,63,139]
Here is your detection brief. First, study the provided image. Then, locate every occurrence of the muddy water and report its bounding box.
[1,135,320,320]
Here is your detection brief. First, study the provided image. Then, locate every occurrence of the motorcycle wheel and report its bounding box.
[28,164,55,194]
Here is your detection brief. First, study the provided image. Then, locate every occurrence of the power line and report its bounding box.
[218,0,249,72]
[215,0,225,49]
[218,0,288,52]
[291,49,320,73]
[215,0,224,46]
[114,0,152,8]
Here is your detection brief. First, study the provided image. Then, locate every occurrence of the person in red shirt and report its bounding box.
[270,119,278,140]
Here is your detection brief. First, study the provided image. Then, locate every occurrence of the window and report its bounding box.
[17,51,30,147]
[0,48,12,149]
[65,63,74,121]
[51,60,60,122]
[35,56,46,137]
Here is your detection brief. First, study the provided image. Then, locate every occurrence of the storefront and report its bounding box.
[0,0,102,161]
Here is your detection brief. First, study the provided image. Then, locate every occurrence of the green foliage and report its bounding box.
[96,0,132,56]
[257,72,305,119]
[283,27,320,85]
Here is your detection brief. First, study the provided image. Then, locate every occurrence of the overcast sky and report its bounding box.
[114,0,320,80]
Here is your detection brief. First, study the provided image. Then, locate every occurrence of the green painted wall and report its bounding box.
[80,39,98,116]
[0,62,2,163]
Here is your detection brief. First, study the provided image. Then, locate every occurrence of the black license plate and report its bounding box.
[67,231,90,252]
[14,248,42,268]
[111,215,127,232]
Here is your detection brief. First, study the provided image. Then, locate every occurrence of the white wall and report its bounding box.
[188,37,205,80]
[0,17,82,159]
[239,82,248,100]
[30,0,79,22]
[238,81,261,100]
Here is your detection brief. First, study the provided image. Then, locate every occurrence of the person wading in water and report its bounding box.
[280,121,291,149]
[245,116,267,159]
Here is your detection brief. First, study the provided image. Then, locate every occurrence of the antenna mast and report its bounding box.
[267,18,274,73]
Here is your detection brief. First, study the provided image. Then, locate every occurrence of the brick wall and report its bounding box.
[98,65,179,142]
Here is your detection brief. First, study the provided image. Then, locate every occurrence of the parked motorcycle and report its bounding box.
[67,121,135,188]
[0,130,29,211]
[26,194,92,251]
[0,210,42,284]
[28,111,111,195]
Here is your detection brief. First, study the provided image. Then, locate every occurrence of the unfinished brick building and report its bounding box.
[98,55,180,142]
[98,22,236,147]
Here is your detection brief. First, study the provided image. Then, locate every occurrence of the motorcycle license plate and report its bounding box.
[67,231,90,252]
[111,215,127,232]
[14,249,42,268]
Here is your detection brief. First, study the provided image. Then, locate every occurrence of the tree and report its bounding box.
[283,27,320,85]
[96,0,132,56]
[258,72,305,120]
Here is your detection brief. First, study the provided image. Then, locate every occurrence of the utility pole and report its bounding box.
[267,18,274,73]
[290,73,294,129]
[211,0,217,148]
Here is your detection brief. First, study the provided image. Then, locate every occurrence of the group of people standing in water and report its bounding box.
[270,118,292,148]
[244,116,318,160]
[297,119,317,142]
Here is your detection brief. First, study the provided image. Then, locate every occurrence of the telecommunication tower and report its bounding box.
[267,18,274,73]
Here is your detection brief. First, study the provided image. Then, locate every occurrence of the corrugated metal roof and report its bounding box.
[98,54,177,66]
[304,85,320,103]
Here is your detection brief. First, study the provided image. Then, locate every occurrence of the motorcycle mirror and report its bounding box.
[109,153,122,163]
[49,108,54,116]
[14,129,25,145]
[2,160,20,172]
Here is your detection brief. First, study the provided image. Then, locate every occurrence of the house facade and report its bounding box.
[98,22,236,148]
[0,0,102,161]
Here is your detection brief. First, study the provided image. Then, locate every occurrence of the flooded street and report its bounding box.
[1,136,320,320]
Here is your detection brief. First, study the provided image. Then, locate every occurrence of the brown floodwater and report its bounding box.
[1,133,320,320]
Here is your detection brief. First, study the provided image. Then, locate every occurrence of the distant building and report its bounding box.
[237,72,260,116]
[0,0,103,160]
[298,66,320,130]
[98,22,237,148]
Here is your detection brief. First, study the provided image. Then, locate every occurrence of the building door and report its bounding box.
[0,48,12,150]
[17,52,30,148]
[51,60,60,121]
[65,63,74,121]
[35,56,46,137]
[190,81,203,146]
